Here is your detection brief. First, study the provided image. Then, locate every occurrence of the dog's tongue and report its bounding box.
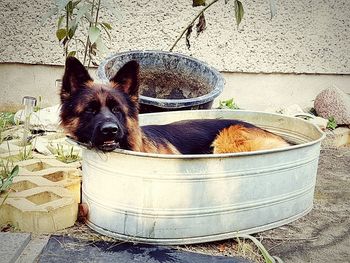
[104,140,115,145]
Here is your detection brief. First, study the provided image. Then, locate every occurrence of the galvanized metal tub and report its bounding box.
[81,110,324,245]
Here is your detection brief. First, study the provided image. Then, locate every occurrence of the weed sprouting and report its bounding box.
[52,144,81,164]
[218,98,240,110]
[18,143,33,161]
[0,161,19,209]
[327,116,337,130]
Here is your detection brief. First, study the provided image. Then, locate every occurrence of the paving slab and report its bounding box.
[16,235,50,263]
[0,232,30,263]
[38,235,252,263]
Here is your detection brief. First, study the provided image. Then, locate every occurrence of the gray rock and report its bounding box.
[314,86,350,125]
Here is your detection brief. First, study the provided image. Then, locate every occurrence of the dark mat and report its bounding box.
[38,235,252,263]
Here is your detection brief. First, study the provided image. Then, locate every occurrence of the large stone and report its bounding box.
[314,86,350,125]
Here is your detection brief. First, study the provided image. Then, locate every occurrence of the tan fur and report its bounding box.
[124,115,180,154]
[61,118,80,139]
[126,117,143,151]
[212,125,289,154]
[140,136,180,154]
[110,81,138,103]
[85,80,95,88]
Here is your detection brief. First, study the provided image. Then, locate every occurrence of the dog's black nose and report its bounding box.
[101,123,119,136]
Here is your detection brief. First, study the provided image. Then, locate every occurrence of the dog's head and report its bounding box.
[60,57,140,152]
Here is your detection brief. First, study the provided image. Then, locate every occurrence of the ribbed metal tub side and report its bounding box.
[81,110,324,245]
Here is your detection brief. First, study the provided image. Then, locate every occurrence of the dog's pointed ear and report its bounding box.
[109,60,140,102]
[61,57,93,102]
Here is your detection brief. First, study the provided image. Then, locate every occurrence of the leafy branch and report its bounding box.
[170,0,277,51]
[170,0,221,51]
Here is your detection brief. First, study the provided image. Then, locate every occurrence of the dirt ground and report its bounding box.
[260,146,350,263]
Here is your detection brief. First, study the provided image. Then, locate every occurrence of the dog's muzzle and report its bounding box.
[95,122,123,151]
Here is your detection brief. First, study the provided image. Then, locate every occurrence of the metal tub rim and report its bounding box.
[69,109,325,159]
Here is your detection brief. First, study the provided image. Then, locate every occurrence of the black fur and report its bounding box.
[142,119,257,154]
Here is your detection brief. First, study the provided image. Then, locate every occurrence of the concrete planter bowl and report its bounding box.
[97,50,224,113]
[78,110,324,245]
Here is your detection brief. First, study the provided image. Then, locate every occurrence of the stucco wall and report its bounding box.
[0,63,349,112]
[1,0,349,74]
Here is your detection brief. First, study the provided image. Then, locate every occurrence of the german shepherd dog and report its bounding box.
[60,57,289,154]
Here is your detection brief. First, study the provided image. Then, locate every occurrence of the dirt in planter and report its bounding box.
[139,69,212,100]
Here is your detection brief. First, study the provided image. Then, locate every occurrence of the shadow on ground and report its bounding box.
[39,235,252,263]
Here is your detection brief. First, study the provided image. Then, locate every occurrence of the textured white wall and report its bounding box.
[1,0,349,74]
[0,63,349,112]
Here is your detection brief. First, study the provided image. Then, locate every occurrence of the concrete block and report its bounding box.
[10,171,81,203]
[0,232,31,263]
[0,187,78,233]
[15,158,81,172]
[0,145,81,234]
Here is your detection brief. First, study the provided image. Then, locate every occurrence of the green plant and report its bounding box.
[218,98,239,109]
[170,0,277,51]
[53,144,81,163]
[34,96,43,112]
[0,162,19,209]
[326,116,337,130]
[0,112,17,144]
[45,0,112,67]
[0,112,15,129]
[18,144,34,161]
[0,124,5,145]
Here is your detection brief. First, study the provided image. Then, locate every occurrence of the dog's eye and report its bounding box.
[85,107,97,115]
[111,106,119,114]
